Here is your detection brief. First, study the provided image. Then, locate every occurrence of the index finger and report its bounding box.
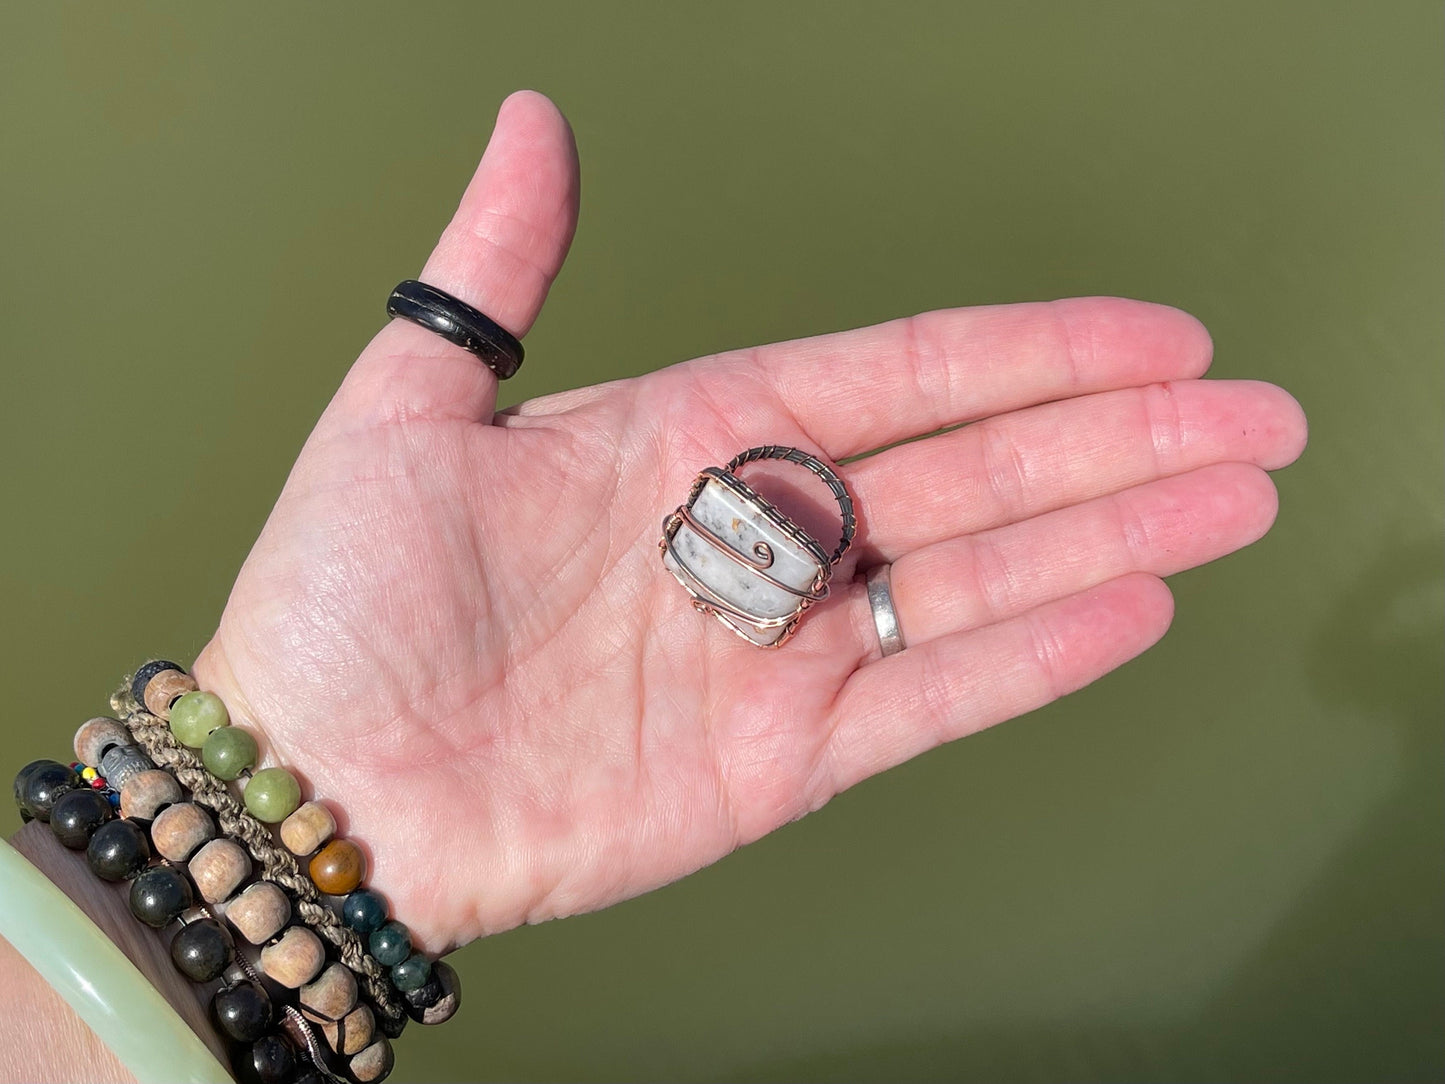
[685,297,1214,459]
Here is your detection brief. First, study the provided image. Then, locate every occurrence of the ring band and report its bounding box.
[866,564,905,656]
[385,279,525,379]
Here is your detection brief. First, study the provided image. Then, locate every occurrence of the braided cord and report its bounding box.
[723,445,856,566]
[110,683,408,1029]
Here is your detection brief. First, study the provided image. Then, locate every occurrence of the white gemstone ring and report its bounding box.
[659,445,855,648]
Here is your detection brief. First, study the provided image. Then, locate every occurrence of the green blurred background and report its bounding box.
[2,3,1440,1081]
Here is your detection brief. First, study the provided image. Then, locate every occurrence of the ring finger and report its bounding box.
[820,461,1279,665]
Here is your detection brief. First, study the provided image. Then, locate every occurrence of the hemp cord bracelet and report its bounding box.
[109,681,411,1034]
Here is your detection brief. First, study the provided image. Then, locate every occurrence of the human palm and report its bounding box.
[192,92,1306,955]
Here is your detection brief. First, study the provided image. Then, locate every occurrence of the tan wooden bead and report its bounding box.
[143,668,199,718]
[321,1003,374,1056]
[300,962,358,1023]
[150,802,216,862]
[279,800,335,856]
[224,881,291,945]
[259,925,325,988]
[349,1038,393,1083]
[188,838,251,904]
[118,769,182,820]
[73,717,131,767]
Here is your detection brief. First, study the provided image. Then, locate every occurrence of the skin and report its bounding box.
[1,90,1306,1079]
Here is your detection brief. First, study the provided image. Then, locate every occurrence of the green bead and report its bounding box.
[169,692,230,748]
[201,726,258,781]
[243,768,300,823]
[369,921,411,966]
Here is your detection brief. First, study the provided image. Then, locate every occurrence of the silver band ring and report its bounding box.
[866,564,906,656]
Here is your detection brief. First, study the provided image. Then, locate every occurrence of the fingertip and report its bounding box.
[1052,296,1215,384]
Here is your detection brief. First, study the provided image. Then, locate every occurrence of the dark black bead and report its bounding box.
[378,1008,408,1039]
[170,918,234,982]
[131,659,184,706]
[212,981,272,1042]
[87,818,151,881]
[13,759,51,816]
[291,1068,325,1084]
[403,969,443,1011]
[20,761,82,822]
[233,1033,297,1084]
[341,888,387,934]
[48,788,114,848]
[129,865,193,927]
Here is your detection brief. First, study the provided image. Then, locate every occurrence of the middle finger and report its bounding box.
[846,378,1305,560]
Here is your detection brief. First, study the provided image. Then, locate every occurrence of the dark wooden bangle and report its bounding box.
[385,279,524,379]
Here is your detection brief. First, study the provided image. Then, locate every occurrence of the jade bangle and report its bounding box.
[0,835,234,1084]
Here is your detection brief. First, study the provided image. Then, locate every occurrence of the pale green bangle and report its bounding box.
[0,835,234,1084]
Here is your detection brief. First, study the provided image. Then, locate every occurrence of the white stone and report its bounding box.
[663,472,826,645]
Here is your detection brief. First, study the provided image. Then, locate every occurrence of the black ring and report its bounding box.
[385,279,525,380]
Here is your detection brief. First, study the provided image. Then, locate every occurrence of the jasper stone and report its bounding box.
[73,717,132,767]
[406,960,460,1025]
[48,788,113,849]
[309,838,364,896]
[260,925,325,988]
[368,921,409,966]
[150,802,216,862]
[661,470,829,645]
[341,888,387,934]
[390,952,431,993]
[87,818,151,881]
[279,800,334,856]
[224,881,291,945]
[188,838,251,903]
[119,769,182,820]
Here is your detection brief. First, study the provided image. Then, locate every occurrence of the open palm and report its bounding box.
[192,92,1306,954]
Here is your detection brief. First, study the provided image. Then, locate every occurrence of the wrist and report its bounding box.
[2,823,231,1082]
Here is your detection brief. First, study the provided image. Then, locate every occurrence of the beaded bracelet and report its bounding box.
[119,661,459,1032]
[13,756,336,1084]
[64,721,399,1082]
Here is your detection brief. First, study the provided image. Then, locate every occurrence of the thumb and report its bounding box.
[339,89,580,424]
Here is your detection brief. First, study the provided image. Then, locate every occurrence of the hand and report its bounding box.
[192,91,1307,954]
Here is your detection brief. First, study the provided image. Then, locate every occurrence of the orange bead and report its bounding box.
[309,838,366,896]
